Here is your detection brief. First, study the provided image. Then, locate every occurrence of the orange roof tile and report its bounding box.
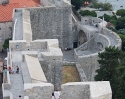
[10,0,41,7]
[0,0,42,22]
[0,3,20,22]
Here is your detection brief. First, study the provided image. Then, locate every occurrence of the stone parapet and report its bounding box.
[61,81,112,99]
[24,83,54,99]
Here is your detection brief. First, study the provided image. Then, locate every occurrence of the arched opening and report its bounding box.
[97,42,103,51]
[78,30,87,46]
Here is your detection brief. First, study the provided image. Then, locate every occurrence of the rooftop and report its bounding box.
[10,0,41,7]
[0,3,20,22]
[0,0,42,22]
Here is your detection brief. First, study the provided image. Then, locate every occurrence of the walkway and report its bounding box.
[104,34,117,46]
[63,50,75,62]
[14,10,23,40]
[10,51,24,99]
[10,74,24,99]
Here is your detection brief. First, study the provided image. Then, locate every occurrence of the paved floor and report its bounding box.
[62,50,75,62]
[10,74,24,99]
[9,51,24,99]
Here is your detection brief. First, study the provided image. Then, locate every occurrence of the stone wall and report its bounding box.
[0,22,12,51]
[9,40,48,51]
[75,34,110,81]
[40,53,63,90]
[61,82,90,99]
[78,54,99,81]
[61,81,112,99]
[30,5,72,49]
[24,83,54,99]
[22,9,32,43]
[102,28,121,49]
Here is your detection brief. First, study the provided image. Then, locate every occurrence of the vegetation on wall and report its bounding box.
[2,38,12,49]
[95,46,125,99]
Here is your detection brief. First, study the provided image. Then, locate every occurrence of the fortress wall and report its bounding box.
[103,28,121,49]
[78,54,99,81]
[30,6,72,49]
[75,34,110,81]
[30,40,48,52]
[22,9,32,43]
[9,40,27,51]
[61,82,90,99]
[88,34,110,50]
[0,22,12,51]
[40,53,63,90]
[9,40,48,51]
[24,83,54,99]
[61,81,112,99]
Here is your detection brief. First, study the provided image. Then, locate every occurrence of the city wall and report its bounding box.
[30,5,72,49]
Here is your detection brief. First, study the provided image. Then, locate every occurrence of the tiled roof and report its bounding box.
[0,3,20,22]
[10,0,41,7]
[0,0,41,22]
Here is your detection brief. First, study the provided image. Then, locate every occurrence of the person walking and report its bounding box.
[19,95,22,99]
[54,90,61,99]
[11,66,14,74]
[8,66,11,74]
[52,93,56,99]
[16,66,19,74]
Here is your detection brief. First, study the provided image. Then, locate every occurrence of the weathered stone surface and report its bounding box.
[30,5,72,49]
[61,81,112,99]
[61,82,90,99]
[24,83,54,99]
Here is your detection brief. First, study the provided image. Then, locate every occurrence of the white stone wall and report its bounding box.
[61,82,90,99]
[24,83,54,99]
[9,40,48,51]
[61,81,112,99]
[0,22,12,51]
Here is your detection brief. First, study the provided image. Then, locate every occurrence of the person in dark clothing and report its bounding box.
[16,66,19,74]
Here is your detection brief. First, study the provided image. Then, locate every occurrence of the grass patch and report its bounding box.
[62,66,80,84]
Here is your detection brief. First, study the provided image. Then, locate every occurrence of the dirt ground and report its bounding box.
[62,66,80,84]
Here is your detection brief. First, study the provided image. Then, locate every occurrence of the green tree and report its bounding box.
[115,55,125,99]
[119,34,125,51]
[103,3,112,11]
[95,46,123,99]
[71,0,84,10]
[90,11,97,17]
[79,10,97,17]
[117,9,125,17]
[79,10,91,16]
[116,17,125,30]
[2,38,12,49]
[104,14,111,22]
